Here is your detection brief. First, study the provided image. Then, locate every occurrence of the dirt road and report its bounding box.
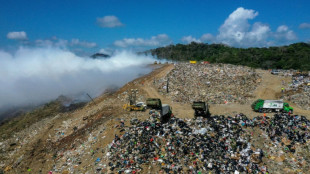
[141,65,310,118]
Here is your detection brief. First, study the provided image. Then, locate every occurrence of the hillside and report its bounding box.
[0,64,309,173]
[148,42,310,70]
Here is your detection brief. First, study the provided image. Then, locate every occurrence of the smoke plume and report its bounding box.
[0,47,155,115]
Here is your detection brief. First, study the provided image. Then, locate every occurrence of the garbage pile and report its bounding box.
[155,63,261,104]
[284,74,310,110]
[262,114,310,145]
[106,112,310,173]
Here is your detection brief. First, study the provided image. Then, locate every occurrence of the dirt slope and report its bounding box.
[141,64,194,119]
[1,64,310,173]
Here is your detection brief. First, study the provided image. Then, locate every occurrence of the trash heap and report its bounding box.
[262,114,310,145]
[107,114,260,173]
[284,75,310,110]
[252,113,310,173]
[155,63,261,104]
[106,112,310,173]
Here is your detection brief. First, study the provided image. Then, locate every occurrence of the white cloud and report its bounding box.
[35,39,54,47]
[179,7,297,47]
[71,39,97,48]
[275,25,297,41]
[97,16,124,28]
[299,23,310,29]
[216,7,272,47]
[201,33,214,42]
[35,38,69,48]
[35,38,96,49]
[277,25,288,32]
[181,33,214,44]
[181,36,202,43]
[114,34,171,48]
[7,31,27,40]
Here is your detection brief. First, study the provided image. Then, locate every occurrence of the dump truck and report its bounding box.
[146,98,162,110]
[146,98,172,121]
[192,101,210,118]
[252,99,293,113]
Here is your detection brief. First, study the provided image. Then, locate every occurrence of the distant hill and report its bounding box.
[147,42,310,70]
[91,53,110,59]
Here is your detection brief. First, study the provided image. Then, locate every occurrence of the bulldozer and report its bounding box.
[123,89,147,111]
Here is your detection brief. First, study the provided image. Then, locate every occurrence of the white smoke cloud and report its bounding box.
[0,47,155,113]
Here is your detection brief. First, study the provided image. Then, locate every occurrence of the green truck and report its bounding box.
[146,98,172,122]
[146,98,162,110]
[192,101,211,118]
[251,99,293,113]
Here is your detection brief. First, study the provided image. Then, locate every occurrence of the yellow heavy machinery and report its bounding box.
[123,89,146,111]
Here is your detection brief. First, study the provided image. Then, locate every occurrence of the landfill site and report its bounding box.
[1,62,310,174]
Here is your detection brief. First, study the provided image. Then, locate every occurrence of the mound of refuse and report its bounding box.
[106,112,310,173]
[155,63,261,104]
[284,74,310,110]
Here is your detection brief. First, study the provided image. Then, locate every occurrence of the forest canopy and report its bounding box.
[147,42,310,70]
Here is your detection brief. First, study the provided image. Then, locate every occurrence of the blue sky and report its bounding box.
[1,0,310,54]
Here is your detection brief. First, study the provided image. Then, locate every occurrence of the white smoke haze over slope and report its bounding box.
[0,47,156,114]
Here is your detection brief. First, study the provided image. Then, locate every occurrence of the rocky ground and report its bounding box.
[0,63,310,174]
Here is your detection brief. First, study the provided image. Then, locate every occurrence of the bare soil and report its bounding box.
[1,64,310,173]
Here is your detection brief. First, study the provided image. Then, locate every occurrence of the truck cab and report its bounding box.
[192,101,211,118]
[271,69,280,75]
[283,103,293,113]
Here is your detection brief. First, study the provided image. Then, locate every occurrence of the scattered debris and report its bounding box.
[155,63,261,104]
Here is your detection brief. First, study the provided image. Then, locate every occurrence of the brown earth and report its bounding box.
[1,64,310,173]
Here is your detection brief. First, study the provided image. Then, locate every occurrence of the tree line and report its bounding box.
[147,42,310,70]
